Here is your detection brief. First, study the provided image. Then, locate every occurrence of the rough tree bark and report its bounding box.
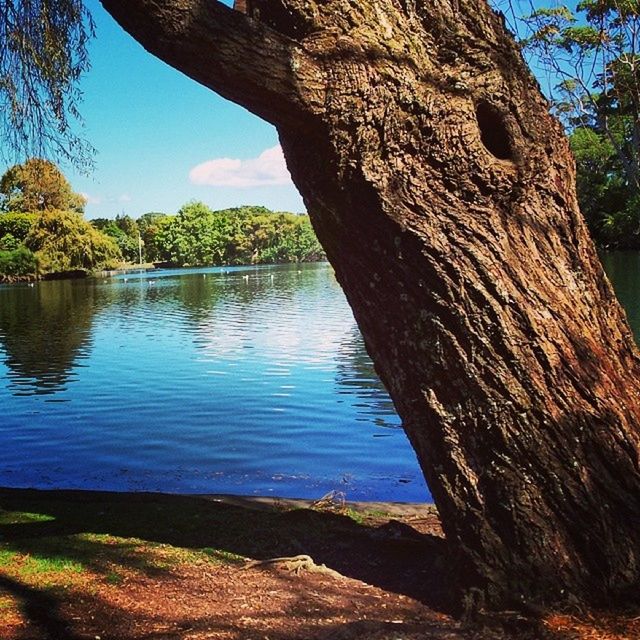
[100,0,640,612]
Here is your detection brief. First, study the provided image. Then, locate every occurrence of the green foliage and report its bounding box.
[0,161,124,278]
[0,159,86,213]
[0,0,94,168]
[569,127,628,232]
[153,202,324,266]
[25,209,121,273]
[0,246,38,278]
[91,214,141,263]
[0,233,20,251]
[523,1,640,246]
[0,212,36,240]
[115,213,139,238]
[158,201,226,266]
[137,212,173,263]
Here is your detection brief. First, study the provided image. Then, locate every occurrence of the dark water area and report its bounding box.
[600,251,640,339]
[0,263,428,501]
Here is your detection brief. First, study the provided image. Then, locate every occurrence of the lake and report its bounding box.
[1,254,637,503]
[0,262,428,502]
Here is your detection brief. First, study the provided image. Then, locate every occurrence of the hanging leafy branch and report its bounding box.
[0,0,95,170]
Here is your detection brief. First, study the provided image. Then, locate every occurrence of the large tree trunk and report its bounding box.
[101,0,640,611]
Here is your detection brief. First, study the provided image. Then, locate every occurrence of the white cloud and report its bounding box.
[81,192,102,205]
[189,145,292,188]
[118,194,132,203]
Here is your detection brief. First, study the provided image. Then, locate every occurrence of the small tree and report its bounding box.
[91,214,141,262]
[0,212,37,241]
[137,212,173,262]
[159,201,228,266]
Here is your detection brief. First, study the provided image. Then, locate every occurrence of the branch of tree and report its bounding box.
[99,0,322,127]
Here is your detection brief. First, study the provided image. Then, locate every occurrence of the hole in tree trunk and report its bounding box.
[475,102,513,161]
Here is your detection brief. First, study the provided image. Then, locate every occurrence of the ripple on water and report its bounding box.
[0,263,429,502]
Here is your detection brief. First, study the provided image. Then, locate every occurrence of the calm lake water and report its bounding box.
[2,255,637,503]
[0,262,428,502]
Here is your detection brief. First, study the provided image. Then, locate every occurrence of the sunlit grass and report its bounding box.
[0,510,54,525]
[18,555,84,577]
[0,505,249,600]
[0,549,18,566]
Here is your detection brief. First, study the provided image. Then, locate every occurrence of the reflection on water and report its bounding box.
[0,281,95,395]
[335,327,398,429]
[0,263,427,501]
[3,255,637,502]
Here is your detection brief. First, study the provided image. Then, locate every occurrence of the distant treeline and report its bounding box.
[0,159,324,281]
[92,201,325,267]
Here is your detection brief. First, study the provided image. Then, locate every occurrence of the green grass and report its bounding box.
[0,510,54,525]
[202,547,245,565]
[105,572,123,585]
[0,503,249,595]
[0,489,413,633]
[0,549,18,566]
[335,507,392,525]
[0,488,396,599]
[19,555,84,577]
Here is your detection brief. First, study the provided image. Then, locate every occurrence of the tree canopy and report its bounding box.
[0,158,86,213]
[25,209,120,273]
[0,159,120,279]
[153,202,324,266]
[524,0,640,246]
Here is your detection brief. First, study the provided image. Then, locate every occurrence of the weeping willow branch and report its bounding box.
[0,0,95,170]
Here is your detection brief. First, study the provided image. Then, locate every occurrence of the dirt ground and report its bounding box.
[0,488,638,640]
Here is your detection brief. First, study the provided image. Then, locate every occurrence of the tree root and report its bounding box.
[244,554,344,579]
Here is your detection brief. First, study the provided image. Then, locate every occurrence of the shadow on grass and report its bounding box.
[0,488,599,640]
[0,574,83,640]
[0,488,450,605]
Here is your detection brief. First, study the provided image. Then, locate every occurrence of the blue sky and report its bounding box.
[11,0,306,219]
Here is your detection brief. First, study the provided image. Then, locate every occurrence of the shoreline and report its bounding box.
[0,485,436,518]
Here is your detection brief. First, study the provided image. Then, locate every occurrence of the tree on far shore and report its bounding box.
[0,160,121,276]
[25,209,120,273]
[0,158,86,214]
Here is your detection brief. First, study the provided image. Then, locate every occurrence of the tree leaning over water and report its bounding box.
[98,0,640,612]
[1,0,636,612]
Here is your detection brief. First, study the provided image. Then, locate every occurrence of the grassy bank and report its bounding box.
[0,488,637,639]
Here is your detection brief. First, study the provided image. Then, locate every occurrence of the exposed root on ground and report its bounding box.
[244,554,345,579]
